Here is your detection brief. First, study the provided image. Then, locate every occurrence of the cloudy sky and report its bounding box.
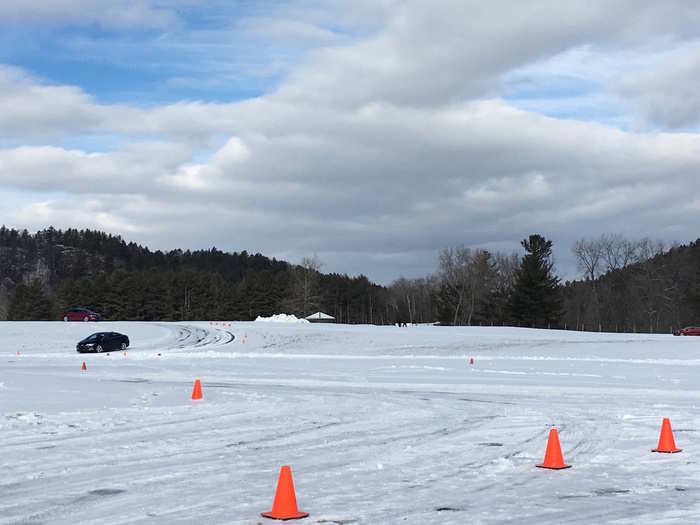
[2,1,700,283]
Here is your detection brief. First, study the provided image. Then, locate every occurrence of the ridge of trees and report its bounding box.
[381,235,699,332]
[563,235,700,333]
[0,227,384,323]
[397,234,561,328]
[2,226,698,332]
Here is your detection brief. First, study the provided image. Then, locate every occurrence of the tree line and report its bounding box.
[2,226,698,331]
[387,233,699,332]
[0,227,393,323]
[386,234,561,328]
[563,235,700,333]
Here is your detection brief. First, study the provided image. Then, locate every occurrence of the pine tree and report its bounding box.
[510,234,561,327]
[687,264,700,319]
[8,280,53,320]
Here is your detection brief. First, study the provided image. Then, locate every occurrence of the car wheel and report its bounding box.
[121,342,127,351]
[63,316,68,322]
[96,345,103,353]
[83,316,89,322]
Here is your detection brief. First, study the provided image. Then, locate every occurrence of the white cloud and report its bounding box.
[0,66,101,137]
[241,18,340,44]
[0,142,193,193]
[0,0,178,29]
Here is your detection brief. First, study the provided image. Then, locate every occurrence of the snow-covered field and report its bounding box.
[2,321,699,524]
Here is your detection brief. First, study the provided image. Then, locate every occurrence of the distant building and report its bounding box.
[305,311,335,323]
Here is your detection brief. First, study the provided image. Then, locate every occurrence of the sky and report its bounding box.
[2,1,700,284]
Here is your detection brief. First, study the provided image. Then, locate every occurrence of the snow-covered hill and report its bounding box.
[1,322,699,524]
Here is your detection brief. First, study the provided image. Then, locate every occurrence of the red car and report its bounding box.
[674,327,700,336]
[62,308,101,322]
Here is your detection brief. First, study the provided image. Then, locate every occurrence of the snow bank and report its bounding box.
[254,313,310,323]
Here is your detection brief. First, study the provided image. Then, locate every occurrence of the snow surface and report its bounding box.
[2,322,700,524]
[255,314,310,323]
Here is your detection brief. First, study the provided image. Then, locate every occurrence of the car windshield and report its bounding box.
[85,334,99,342]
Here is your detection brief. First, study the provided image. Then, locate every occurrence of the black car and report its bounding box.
[77,332,130,353]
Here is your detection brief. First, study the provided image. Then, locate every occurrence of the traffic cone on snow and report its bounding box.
[652,418,682,453]
[261,465,309,521]
[469,357,474,365]
[191,378,203,400]
[536,428,571,469]
[81,361,87,372]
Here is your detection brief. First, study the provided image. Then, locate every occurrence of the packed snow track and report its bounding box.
[2,322,700,524]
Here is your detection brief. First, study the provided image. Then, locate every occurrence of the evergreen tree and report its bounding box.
[510,234,561,327]
[687,265,700,318]
[8,280,53,320]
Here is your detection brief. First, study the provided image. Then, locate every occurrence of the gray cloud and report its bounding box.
[276,1,700,109]
[3,97,700,282]
[619,47,700,128]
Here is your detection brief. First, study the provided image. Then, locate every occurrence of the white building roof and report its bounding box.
[305,311,335,320]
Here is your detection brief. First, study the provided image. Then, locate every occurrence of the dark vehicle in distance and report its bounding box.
[77,332,129,353]
[674,327,700,336]
[63,308,101,322]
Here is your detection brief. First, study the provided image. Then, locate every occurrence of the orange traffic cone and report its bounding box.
[81,361,87,372]
[536,428,571,469]
[261,465,309,520]
[191,378,203,400]
[652,418,682,453]
[469,357,474,365]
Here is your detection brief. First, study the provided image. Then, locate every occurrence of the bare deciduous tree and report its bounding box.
[437,246,498,326]
[572,237,607,330]
[286,255,323,317]
[438,246,471,326]
[573,237,605,281]
[388,276,438,325]
[601,234,638,271]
